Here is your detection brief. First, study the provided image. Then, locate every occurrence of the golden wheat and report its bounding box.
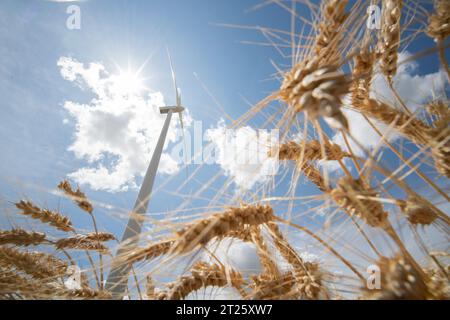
[58,180,93,214]
[157,262,244,300]
[427,0,450,40]
[331,177,388,228]
[174,204,274,253]
[0,246,67,280]
[0,229,46,247]
[379,0,403,81]
[15,200,74,232]
[315,0,349,63]
[280,59,350,130]
[55,234,112,253]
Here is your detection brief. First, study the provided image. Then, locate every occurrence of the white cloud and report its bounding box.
[58,57,187,192]
[326,51,447,169]
[371,51,447,112]
[204,238,261,276]
[205,120,279,190]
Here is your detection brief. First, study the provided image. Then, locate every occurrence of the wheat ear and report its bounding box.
[366,254,430,300]
[280,59,350,130]
[351,51,375,109]
[55,233,113,253]
[248,272,297,300]
[331,177,388,228]
[174,204,274,253]
[158,262,244,300]
[397,199,438,226]
[15,200,74,232]
[315,0,349,63]
[58,180,93,214]
[278,140,349,162]
[0,229,46,247]
[379,0,403,81]
[250,226,280,277]
[0,246,67,280]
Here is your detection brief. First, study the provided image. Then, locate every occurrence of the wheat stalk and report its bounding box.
[379,0,403,81]
[125,240,174,264]
[248,272,296,300]
[55,233,113,253]
[157,262,244,300]
[250,226,280,277]
[397,198,439,226]
[127,226,256,265]
[427,0,450,40]
[0,246,67,280]
[351,51,376,109]
[174,204,274,253]
[359,99,430,144]
[0,229,46,247]
[315,0,349,63]
[0,267,110,300]
[280,59,350,130]
[267,222,324,299]
[366,254,429,300]
[278,140,349,162]
[331,177,389,228]
[58,180,93,214]
[428,125,450,178]
[15,200,74,232]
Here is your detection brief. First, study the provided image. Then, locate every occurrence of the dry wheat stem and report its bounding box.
[267,222,306,273]
[55,233,112,253]
[280,58,350,130]
[365,254,438,300]
[278,140,349,162]
[397,198,439,226]
[0,246,67,280]
[248,272,297,300]
[315,0,349,63]
[58,180,93,214]
[360,112,450,201]
[351,51,375,110]
[250,226,280,277]
[379,0,403,81]
[275,216,364,282]
[266,222,324,299]
[15,200,74,232]
[331,177,389,228]
[0,229,46,247]
[126,225,256,265]
[174,204,274,254]
[0,267,110,300]
[157,262,244,300]
[427,0,450,40]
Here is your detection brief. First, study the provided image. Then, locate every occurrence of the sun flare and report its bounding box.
[110,70,146,96]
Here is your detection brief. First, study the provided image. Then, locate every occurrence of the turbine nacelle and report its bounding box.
[159,106,185,114]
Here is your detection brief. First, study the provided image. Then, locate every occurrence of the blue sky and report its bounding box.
[0,0,288,227]
[0,0,448,288]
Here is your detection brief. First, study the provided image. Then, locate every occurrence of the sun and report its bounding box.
[110,70,146,96]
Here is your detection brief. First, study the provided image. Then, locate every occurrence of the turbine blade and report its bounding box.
[166,48,178,106]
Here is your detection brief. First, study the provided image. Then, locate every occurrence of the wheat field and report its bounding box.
[0,0,449,300]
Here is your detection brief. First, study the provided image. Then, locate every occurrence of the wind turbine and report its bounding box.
[105,55,186,298]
